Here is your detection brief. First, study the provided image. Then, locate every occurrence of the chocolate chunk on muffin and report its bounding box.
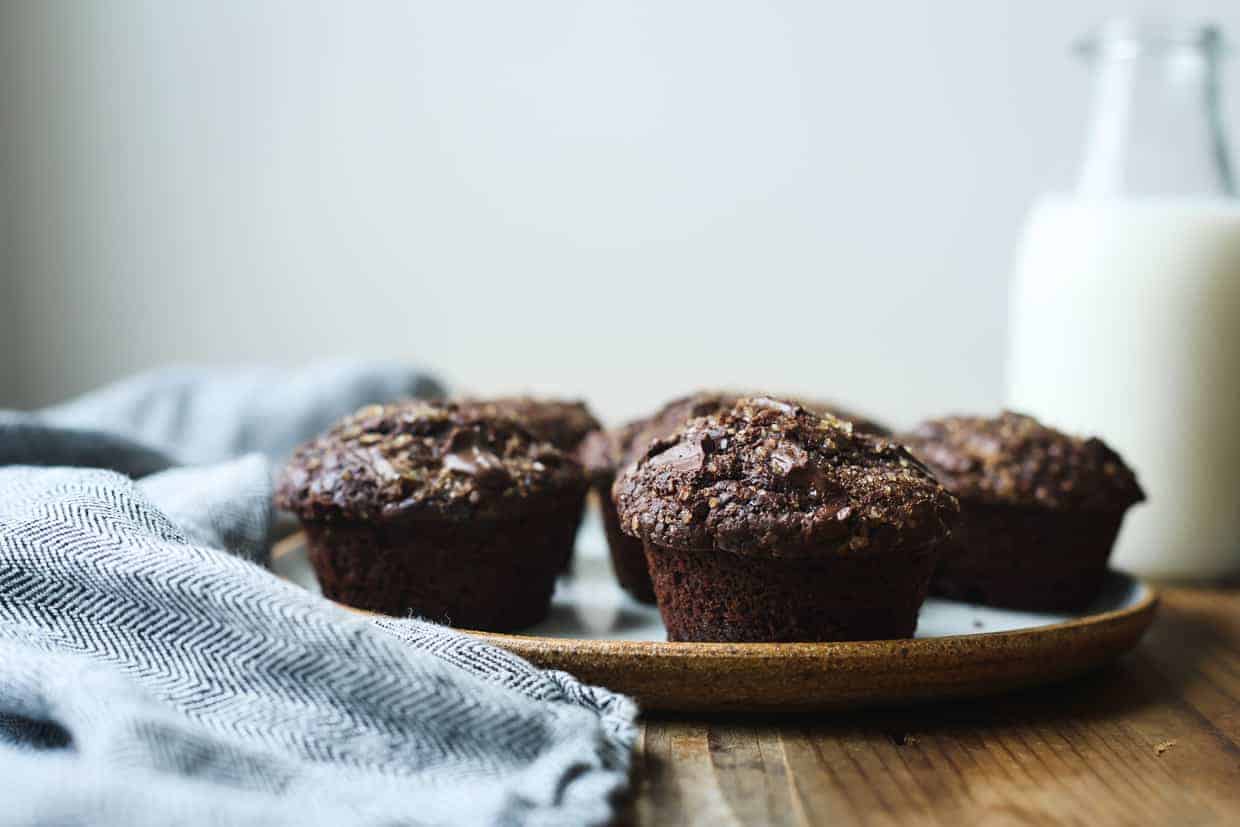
[586,390,890,605]
[276,400,587,630]
[902,411,1144,611]
[461,396,600,570]
[612,396,957,642]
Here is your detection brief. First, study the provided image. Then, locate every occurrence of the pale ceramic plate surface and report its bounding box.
[272,513,1158,711]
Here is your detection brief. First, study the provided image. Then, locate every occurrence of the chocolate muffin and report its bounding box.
[578,428,650,599]
[902,412,1144,612]
[585,391,890,605]
[276,400,588,631]
[612,397,957,642]
[461,396,600,570]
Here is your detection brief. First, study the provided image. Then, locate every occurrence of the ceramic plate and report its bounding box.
[272,513,1158,712]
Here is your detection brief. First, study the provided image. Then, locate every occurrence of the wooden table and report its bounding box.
[625,586,1239,825]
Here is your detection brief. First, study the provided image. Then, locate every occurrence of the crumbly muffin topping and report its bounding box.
[902,411,1145,511]
[276,400,586,522]
[583,390,890,483]
[613,397,957,558]
[459,396,600,453]
[799,399,890,440]
[577,393,735,485]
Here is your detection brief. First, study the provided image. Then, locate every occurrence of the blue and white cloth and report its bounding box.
[0,364,637,826]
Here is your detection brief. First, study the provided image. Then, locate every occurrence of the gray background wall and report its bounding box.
[3,0,1238,426]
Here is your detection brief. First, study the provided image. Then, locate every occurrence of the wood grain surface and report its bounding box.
[624,585,1239,826]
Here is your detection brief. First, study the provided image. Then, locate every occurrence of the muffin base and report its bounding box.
[303,504,578,631]
[644,542,937,642]
[599,491,657,604]
[558,489,589,574]
[930,503,1126,612]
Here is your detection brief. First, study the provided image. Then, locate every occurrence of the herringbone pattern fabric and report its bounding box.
[0,367,636,826]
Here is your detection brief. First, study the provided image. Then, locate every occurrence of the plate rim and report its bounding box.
[461,583,1158,658]
[271,532,1159,658]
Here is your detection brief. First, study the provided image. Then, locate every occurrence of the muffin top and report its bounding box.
[578,392,732,485]
[459,396,600,454]
[581,390,890,484]
[613,396,957,558]
[276,400,586,522]
[902,411,1144,511]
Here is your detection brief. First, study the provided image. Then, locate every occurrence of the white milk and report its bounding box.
[1007,196,1240,579]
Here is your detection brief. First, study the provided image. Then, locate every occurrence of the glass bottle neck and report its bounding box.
[1076,21,1234,199]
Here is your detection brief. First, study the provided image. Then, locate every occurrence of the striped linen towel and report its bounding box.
[0,364,636,826]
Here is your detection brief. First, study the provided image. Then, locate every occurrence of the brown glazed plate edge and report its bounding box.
[271,533,1159,711]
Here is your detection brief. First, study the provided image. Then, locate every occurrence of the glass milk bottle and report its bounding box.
[1007,21,1240,579]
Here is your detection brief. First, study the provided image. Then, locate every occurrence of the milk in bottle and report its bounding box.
[1006,22,1240,579]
